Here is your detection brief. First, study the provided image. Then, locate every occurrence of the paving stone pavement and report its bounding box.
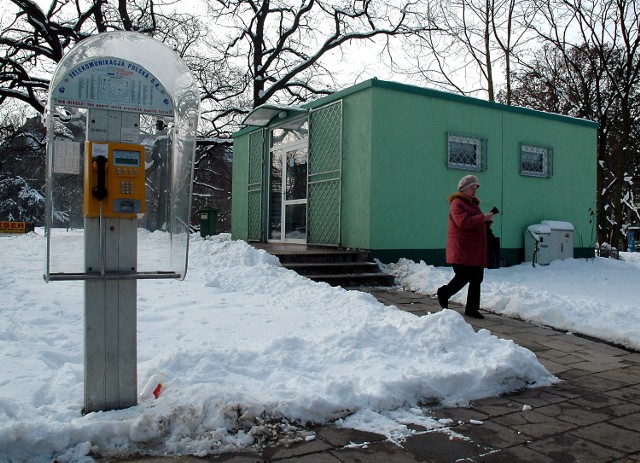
[102,287,640,463]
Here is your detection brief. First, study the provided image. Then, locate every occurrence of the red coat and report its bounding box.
[445,193,488,268]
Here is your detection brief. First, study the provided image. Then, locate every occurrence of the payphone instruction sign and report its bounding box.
[52,57,173,116]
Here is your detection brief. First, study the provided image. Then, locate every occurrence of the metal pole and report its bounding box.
[84,109,139,413]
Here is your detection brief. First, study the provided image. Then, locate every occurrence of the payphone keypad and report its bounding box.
[116,167,139,195]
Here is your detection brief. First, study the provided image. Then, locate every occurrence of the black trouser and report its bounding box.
[441,265,484,311]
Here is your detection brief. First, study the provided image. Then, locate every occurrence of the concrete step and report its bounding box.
[276,250,369,264]
[284,261,381,276]
[307,272,396,288]
[251,243,395,288]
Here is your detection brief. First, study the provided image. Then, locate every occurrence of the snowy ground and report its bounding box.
[0,229,635,461]
[386,253,640,351]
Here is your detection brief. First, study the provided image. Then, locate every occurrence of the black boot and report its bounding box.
[437,286,448,309]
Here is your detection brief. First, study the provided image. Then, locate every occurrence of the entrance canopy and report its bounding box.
[242,104,308,127]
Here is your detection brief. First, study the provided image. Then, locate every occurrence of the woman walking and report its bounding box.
[437,175,494,319]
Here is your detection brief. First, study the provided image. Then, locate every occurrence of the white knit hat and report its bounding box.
[457,175,480,192]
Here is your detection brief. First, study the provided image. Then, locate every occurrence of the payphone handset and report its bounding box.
[83,141,146,218]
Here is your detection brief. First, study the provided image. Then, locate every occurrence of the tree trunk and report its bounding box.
[609,99,632,248]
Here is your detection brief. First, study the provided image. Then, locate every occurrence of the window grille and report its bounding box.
[521,144,553,178]
[447,133,487,171]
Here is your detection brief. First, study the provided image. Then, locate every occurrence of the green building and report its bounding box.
[231,79,598,266]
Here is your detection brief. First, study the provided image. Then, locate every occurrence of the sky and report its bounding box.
[0,230,637,461]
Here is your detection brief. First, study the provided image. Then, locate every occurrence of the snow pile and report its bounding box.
[0,231,554,461]
[387,255,640,350]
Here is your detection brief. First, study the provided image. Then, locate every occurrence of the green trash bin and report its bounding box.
[198,208,218,238]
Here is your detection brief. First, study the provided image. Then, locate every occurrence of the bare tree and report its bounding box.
[0,111,46,222]
[0,0,196,114]
[0,1,209,226]
[530,0,640,249]
[490,0,538,104]
[199,0,441,134]
[191,140,233,232]
[398,0,537,101]
[188,0,442,229]
[1,0,442,227]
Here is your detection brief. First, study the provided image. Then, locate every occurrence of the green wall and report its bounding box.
[338,81,596,265]
[500,114,597,252]
[367,86,503,251]
[231,133,250,240]
[339,87,374,249]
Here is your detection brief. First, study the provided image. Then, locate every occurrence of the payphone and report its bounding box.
[83,142,146,218]
[44,31,200,413]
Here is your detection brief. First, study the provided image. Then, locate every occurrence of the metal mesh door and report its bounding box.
[247,130,264,241]
[308,101,342,245]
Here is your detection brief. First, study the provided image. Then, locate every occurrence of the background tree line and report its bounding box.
[1,0,638,249]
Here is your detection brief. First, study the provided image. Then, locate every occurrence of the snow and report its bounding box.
[539,219,574,231]
[386,254,640,351]
[0,230,635,461]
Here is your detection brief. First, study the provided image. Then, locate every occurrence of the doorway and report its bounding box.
[269,119,309,243]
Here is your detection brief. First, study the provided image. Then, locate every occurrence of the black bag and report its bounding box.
[486,224,501,269]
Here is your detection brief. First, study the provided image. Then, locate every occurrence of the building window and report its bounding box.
[447,133,487,171]
[521,144,553,178]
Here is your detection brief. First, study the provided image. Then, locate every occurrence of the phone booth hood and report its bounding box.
[44,31,200,281]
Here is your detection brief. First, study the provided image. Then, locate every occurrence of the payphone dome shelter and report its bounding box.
[44,31,200,281]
